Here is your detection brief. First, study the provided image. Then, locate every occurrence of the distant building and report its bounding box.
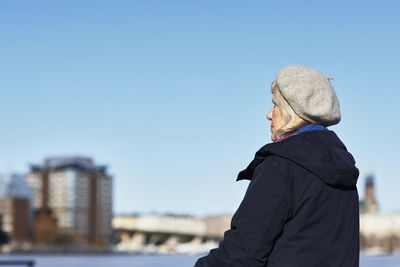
[360,213,400,254]
[113,214,206,236]
[26,157,112,247]
[0,174,33,243]
[360,174,379,214]
[204,215,231,239]
[357,174,400,254]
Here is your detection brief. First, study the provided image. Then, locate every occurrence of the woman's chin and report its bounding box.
[270,130,277,141]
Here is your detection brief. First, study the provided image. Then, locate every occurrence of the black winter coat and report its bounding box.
[195,130,360,267]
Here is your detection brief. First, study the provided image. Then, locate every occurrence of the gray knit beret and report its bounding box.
[275,65,341,126]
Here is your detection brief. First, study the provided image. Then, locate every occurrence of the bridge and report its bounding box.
[112,214,231,253]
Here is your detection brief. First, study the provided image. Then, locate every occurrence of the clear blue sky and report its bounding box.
[1,0,399,216]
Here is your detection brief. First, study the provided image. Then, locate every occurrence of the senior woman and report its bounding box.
[195,65,359,267]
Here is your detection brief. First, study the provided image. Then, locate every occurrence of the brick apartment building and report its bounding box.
[26,157,112,247]
[0,174,33,243]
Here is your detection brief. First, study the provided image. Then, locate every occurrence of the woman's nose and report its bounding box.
[266,109,273,120]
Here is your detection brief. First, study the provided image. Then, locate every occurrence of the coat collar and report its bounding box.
[237,124,327,181]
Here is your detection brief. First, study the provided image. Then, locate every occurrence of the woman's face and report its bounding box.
[267,97,285,141]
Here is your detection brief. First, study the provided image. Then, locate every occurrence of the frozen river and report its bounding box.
[0,254,399,266]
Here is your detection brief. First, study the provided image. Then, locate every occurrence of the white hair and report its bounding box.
[271,81,309,139]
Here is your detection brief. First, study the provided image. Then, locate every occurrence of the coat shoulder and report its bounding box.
[254,155,299,179]
[250,155,297,194]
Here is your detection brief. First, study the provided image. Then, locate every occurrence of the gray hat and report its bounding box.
[275,65,341,126]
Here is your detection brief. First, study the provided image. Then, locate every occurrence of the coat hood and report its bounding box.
[237,130,359,187]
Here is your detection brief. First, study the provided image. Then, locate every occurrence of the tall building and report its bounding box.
[26,157,112,246]
[360,174,379,214]
[0,174,33,243]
